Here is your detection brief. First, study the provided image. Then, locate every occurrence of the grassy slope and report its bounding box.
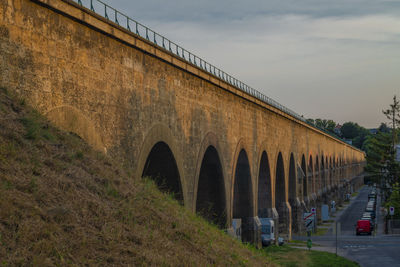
[0,88,272,266]
[0,87,359,266]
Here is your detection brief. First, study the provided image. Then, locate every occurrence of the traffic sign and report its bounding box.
[304,212,315,231]
[311,207,316,213]
[390,207,395,216]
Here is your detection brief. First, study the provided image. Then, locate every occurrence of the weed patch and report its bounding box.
[20,112,55,141]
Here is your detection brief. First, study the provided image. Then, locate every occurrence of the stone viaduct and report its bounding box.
[0,0,365,246]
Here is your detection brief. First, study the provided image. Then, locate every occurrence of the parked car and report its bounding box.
[361,216,375,231]
[356,219,372,235]
[365,207,376,219]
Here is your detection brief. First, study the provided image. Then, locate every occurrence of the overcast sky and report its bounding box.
[101,0,400,128]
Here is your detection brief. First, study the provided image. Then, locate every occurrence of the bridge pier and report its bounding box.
[290,198,302,234]
[277,202,292,240]
[241,217,262,248]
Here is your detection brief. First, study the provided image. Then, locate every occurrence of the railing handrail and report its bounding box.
[73,0,363,153]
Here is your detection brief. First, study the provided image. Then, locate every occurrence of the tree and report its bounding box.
[306,118,315,126]
[341,122,361,139]
[386,183,400,219]
[326,120,336,134]
[383,95,400,148]
[364,132,392,177]
[378,123,390,133]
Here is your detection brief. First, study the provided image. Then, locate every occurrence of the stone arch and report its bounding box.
[194,132,227,227]
[288,153,296,204]
[275,152,288,235]
[321,155,326,192]
[196,146,226,227]
[288,153,297,233]
[308,155,313,194]
[136,124,186,204]
[231,140,254,243]
[45,105,105,152]
[232,148,253,218]
[257,151,272,218]
[301,154,307,199]
[142,142,183,202]
[315,155,320,194]
[329,156,333,187]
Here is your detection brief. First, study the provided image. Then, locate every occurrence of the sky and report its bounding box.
[99,0,400,128]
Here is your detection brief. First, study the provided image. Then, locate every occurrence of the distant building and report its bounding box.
[344,139,353,145]
[396,144,400,162]
[369,129,378,135]
[334,124,342,136]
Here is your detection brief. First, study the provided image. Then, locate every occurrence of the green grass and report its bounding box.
[20,111,55,141]
[308,250,358,267]
[264,245,359,267]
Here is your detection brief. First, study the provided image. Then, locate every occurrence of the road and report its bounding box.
[294,186,400,267]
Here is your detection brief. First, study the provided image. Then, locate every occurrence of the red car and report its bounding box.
[356,220,372,235]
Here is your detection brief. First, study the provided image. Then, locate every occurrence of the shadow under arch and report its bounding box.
[136,124,186,205]
[308,155,314,195]
[257,151,272,218]
[288,153,297,233]
[288,153,296,204]
[45,105,105,152]
[275,152,288,235]
[301,154,307,199]
[194,132,227,228]
[231,140,254,243]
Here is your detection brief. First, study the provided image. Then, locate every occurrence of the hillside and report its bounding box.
[0,87,274,266]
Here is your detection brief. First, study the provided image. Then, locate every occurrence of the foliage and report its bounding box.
[378,123,390,133]
[263,245,359,267]
[385,183,400,219]
[306,118,339,137]
[383,95,400,147]
[341,122,361,139]
[364,95,400,201]
[306,117,370,149]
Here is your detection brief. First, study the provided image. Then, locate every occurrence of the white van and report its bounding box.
[259,218,275,246]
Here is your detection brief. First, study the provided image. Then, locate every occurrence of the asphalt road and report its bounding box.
[294,186,400,267]
[338,186,371,235]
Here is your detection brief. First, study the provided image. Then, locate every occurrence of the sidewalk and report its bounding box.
[292,186,364,241]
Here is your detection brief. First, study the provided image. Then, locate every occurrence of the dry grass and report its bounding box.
[0,87,273,266]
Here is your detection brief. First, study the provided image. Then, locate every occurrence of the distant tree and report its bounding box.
[306,118,315,126]
[364,132,392,175]
[315,119,327,129]
[326,120,336,134]
[378,123,390,133]
[383,95,400,148]
[341,122,361,139]
[386,183,400,219]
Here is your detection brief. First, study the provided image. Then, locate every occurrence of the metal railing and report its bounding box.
[73,0,362,151]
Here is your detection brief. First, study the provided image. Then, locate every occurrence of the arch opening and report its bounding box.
[308,155,313,194]
[276,152,288,235]
[288,153,297,233]
[288,154,296,203]
[257,151,272,218]
[142,141,183,202]
[302,155,307,198]
[233,149,253,219]
[196,146,226,228]
[315,156,319,193]
[321,156,326,191]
